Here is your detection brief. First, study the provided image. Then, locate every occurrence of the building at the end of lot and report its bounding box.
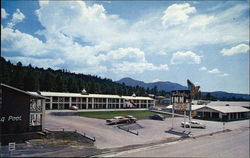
[166,101,250,121]
[0,84,46,145]
[29,91,155,110]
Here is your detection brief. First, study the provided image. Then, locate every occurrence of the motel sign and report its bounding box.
[171,90,191,111]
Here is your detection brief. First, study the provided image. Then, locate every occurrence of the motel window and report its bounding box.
[65,97,69,102]
[82,104,86,109]
[52,97,58,102]
[30,99,36,111]
[52,103,58,109]
[45,99,50,103]
[82,98,86,102]
[37,99,42,111]
[72,97,76,102]
[30,114,41,126]
[88,104,92,109]
[64,104,69,109]
[59,97,64,102]
[45,103,50,110]
[76,98,80,102]
[59,104,64,109]
[30,99,42,112]
[88,98,92,102]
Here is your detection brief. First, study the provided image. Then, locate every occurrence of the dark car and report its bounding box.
[150,114,165,120]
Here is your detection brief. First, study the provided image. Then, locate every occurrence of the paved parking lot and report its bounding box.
[45,111,249,149]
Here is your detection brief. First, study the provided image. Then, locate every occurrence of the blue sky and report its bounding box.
[1,0,249,94]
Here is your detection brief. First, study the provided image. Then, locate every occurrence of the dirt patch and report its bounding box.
[0,131,101,157]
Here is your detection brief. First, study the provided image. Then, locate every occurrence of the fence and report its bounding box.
[45,128,96,142]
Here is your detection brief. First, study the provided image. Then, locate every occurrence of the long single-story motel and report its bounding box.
[29,90,155,110]
[166,103,250,121]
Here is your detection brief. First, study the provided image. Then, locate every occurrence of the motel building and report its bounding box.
[194,105,250,121]
[0,84,45,145]
[166,103,250,121]
[29,90,155,110]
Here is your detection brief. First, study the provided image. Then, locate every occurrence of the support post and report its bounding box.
[189,102,192,133]
[184,110,186,132]
[172,103,175,129]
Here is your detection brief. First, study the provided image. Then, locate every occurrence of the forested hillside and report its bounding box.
[0,57,149,96]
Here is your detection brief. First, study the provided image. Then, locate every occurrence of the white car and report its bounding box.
[181,121,206,129]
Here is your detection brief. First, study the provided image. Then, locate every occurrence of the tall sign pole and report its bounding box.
[172,102,174,129]
[187,79,200,134]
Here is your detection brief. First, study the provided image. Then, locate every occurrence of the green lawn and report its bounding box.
[78,110,170,119]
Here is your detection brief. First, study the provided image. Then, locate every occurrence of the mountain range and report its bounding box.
[116,77,250,100]
[117,77,187,92]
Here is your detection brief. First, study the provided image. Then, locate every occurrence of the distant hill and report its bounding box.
[117,77,250,101]
[116,77,187,92]
[205,91,250,101]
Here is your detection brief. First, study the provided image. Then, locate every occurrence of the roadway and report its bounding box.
[108,127,250,157]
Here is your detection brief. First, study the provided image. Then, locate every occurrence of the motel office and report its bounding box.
[166,103,250,121]
[29,91,155,110]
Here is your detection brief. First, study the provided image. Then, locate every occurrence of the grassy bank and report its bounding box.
[78,110,170,119]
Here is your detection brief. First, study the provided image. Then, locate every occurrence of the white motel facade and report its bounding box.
[29,91,155,110]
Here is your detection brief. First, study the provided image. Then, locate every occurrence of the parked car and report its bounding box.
[106,116,137,125]
[150,114,165,120]
[69,106,78,110]
[181,121,206,128]
[125,115,137,123]
[148,106,158,110]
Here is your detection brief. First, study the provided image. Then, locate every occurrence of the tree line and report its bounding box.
[0,57,164,96]
[1,57,248,101]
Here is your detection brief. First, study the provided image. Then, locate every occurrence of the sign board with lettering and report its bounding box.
[0,84,31,135]
[171,90,191,111]
[8,142,15,151]
[175,103,189,110]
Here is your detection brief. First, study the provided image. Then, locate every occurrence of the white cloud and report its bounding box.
[189,15,214,29]
[1,1,249,78]
[35,1,126,45]
[5,56,64,69]
[105,47,168,74]
[152,79,163,82]
[219,73,229,77]
[171,51,201,64]
[162,3,196,27]
[220,44,249,56]
[112,61,168,74]
[7,9,25,28]
[1,26,45,56]
[199,66,207,71]
[105,47,145,61]
[208,68,220,74]
[1,8,9,19]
